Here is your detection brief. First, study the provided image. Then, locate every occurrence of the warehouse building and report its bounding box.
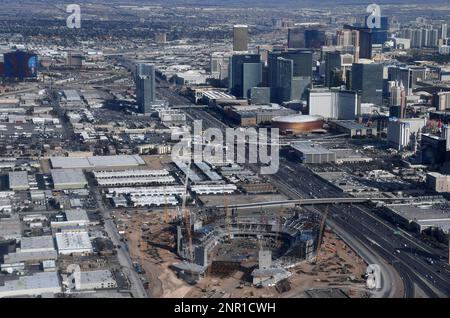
[0,217,22,240]
[19,235,55,253]
[383,203,450,239]
[93,169,175,187]
[106,186,186,197]
[51,169,88,190]
[55,231,93,255]
[67,269,117,291]
[131,196,178,207]
[3,250,58,264]
[0,272,61,298]
[50,155,145,170]
[8,171,29,191]
[51,209,91,228]
[190,184,237,195]
[290,141,336,164]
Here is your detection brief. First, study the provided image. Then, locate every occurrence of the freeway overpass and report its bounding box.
[214,197,404,210]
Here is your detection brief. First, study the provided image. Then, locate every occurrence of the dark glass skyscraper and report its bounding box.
[268,50,313,103]
[288,28,305,49]
[325,51,342,88]
[229,54,262,98]
[351,62,383,105]
[136,63,156,114]
[344,25,373,59]
[304,29,326,49]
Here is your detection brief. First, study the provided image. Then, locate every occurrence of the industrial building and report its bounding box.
[50,155,146,170]
[382,203,450,239]
[190,184,237,195]
[290,141,336,164]
[0,217,22,240]
[51,168,88,190]
[8,171,30,191]
[51,209,91,228]
[131,196,178,207]
[55,231,93,255]
[94,169,175,187]
[20,235,55,253]
[0,272,61,298]
[67,269,117,291]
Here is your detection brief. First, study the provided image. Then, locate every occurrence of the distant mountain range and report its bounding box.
[33,0,450,5]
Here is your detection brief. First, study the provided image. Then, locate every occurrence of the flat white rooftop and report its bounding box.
[50,155,145,169]
[51,168,87,187]
[20,235,55,252]
[55,231,93,254]
[0,272,61,298]
[65,209,90,223]
[8,171,29,189]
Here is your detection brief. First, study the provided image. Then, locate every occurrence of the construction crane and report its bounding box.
[276,207,285,248]
[180,160,194,263]
[163,192,169,224]
[313,205,330,264]
[224,193,232,242]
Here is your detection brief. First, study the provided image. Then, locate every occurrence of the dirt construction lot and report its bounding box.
[115,210,372,298]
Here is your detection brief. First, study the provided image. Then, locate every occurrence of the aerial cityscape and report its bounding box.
[0,0,449,302]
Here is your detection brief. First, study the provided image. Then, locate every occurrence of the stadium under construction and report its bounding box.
[173,207,321,286]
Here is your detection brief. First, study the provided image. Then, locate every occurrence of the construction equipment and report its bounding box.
[224,193,232,242]
[179,155,194,263]
[276,207,285,248]
[163,193,169,223]
[314,205,330,264]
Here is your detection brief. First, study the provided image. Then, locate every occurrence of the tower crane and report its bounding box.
[314,205,330,264]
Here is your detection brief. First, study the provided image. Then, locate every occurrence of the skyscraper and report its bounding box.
[304,29,326,49]
[288,28,305,49]
[233,25,249,52]
[344,25,372,59]
[229,54,261,98]
[242,62,263,99]
[268,50,313,103]
[441,23,448,40]
[325,51,342,88]
[336,29,360,62]
[351,62,383,105]
[136,63,156,114]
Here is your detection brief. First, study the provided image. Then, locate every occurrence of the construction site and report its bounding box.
[111,199,372,298]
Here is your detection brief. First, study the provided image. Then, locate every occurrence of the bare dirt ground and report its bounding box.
[116,209,195,298]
